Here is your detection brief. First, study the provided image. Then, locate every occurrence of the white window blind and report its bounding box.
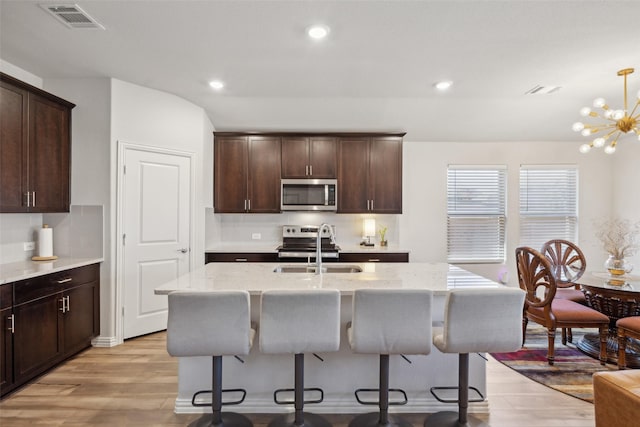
[447,166,507,263]
[519,165,578,250]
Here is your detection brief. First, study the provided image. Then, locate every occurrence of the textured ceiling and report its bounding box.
[1,0,639,143]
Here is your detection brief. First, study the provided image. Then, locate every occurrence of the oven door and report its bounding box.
[281,179,337,211]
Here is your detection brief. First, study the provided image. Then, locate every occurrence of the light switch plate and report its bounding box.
[251,233,261,240]
[23,241,35,251]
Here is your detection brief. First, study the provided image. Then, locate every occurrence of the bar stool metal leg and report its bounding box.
[189,356,254,427]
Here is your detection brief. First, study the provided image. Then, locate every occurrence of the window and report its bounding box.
[519,165,578,250]
[447,166,507,263]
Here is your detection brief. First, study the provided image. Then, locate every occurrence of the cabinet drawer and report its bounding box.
[205,252,278,263]
[338,252,409,263]
[14,264,99,305]
[0,284,12,310]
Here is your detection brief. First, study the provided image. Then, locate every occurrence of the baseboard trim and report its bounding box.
[92,335,118,347]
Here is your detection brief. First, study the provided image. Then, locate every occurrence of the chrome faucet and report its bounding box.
[316,223,336,274]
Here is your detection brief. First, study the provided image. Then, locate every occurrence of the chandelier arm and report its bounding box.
[627,100,640,118]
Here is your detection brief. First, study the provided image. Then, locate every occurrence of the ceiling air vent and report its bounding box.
[40,4,105,29]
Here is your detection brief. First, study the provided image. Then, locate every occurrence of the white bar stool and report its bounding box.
[347,289,433,427]
[259,289,341,427]
[424,288,525,427]
[167,290,255,427]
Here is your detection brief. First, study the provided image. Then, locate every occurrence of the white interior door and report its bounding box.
[122,146,191,339]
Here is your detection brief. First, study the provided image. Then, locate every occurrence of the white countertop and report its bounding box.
[0,257,104,284]
[154,261,499,296]
[205,243,410,253]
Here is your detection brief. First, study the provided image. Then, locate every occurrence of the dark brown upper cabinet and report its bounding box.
[1,73,74,213]
[338,136,403,214]
[281,136,337,178]
[214,135,281,213]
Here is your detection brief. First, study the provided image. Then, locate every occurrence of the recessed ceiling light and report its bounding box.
[209,80,224,90]
[307,25,330,40]
[434,81,453,91]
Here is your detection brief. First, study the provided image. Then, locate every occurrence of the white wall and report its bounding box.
[612,142,640,270]
[0,60,42,88]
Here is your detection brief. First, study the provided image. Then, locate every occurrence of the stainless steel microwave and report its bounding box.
[281,179,337,211]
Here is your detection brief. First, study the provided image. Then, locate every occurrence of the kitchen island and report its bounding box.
[154,262,502,415]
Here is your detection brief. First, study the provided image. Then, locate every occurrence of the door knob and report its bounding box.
[177,248,189,254]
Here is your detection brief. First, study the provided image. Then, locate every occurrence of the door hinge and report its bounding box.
[122,234,126,245]
[122,306,125,317]
[123,164,126,174]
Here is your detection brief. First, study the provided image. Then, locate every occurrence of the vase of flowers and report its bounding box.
[595,217,639,276]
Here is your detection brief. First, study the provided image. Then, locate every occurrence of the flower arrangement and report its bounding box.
[594,217,640,259]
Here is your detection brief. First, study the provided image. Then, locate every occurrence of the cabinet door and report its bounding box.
[13,294,64,383]
[0,81,29,212]
[63,282,99,356]
[0,307,13,394]
[214,136,249,212]
[247,136,281,213]
[369,137,402,213]
[28,93,71,213]
[309,137,337,178]
[281,137,309,178]
[337,138,370,213]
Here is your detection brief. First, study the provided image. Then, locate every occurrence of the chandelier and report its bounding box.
[573,68,640,154]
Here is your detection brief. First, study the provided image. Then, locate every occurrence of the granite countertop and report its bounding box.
[154,261,498,296]
[0,257,104,284]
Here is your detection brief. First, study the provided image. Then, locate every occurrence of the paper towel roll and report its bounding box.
[38,225,53,258]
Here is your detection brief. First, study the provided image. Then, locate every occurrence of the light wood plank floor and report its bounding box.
[0,332,595,426]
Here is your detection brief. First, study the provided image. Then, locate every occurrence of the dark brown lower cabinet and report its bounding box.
[0,263,100,398]
[205,252,278,263]
[339,252,409,263]
[205,252,408,263]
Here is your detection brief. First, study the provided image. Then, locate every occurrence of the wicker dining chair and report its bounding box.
[516,246,609,365]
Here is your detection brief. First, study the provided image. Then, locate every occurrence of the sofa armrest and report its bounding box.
[593,370,640,427]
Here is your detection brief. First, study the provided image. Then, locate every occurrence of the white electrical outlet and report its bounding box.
[251,233,261,240]
[23,241,35,251]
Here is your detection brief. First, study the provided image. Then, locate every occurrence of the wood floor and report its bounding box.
[0,331,595,427]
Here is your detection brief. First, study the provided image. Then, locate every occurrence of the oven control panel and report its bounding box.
[282,225,335,238]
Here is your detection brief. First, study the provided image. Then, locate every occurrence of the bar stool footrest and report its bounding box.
[273,387,324,405]
[354,388,408,405]
[191,388,247,407]
[429,386,484,404]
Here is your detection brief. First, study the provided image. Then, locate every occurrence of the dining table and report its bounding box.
[576,271,640,368]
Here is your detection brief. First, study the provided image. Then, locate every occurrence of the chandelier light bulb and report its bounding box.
[593,98,606,108]
[637,89,640,99]
[581,128,591,136]
[604,110,614,119]
[579,144,592,153]
[307,25,330,40]
[580,107,591,117]
[593,137,606,148]
[604,145,616,154]
[572,122,584,132]
[612,110,625,120]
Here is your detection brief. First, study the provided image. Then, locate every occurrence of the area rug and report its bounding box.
[490,326,618,403]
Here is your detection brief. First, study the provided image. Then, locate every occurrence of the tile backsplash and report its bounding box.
[0,205,103,264]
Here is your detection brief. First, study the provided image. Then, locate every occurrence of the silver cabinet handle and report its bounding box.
[244,199,247,211]
[247,199,251,211]
[177,248,189,254]
[309,165,313,176]
[305,165,309,175]
[367,200,370,210]
[66,296,70,312]
[57,278,72,284]
[7,314,15,333]
[32,191,36,207]
[235,258,248,262]
[59,297,66,312]
[368,258,381,262]
[25,192,30,207]
[370,199,374,210]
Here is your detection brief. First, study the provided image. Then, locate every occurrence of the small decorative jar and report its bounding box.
[605,255,633,277]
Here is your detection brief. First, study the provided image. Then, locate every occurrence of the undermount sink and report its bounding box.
[273,265,363,274]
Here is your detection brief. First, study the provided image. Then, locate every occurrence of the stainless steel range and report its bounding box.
[276,225,340,260]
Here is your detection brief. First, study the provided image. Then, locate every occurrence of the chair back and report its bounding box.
[349,289,432,355]
[541,239,586,288]
[167,290,252,357]
[515,246,558,309]
[435,288,525,354]
[259,289,341,354]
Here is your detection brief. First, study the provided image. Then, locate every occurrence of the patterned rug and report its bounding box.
[490,326,618,403]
